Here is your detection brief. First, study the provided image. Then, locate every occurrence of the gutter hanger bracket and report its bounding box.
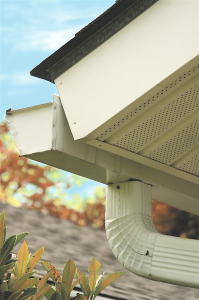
[105,181,199,288]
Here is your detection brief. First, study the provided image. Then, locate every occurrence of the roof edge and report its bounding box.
[30,0,158,83]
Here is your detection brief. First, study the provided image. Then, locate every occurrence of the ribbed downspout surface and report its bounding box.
[105,181,199,288]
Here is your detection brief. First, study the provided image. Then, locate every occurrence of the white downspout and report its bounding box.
[105,181,199,288]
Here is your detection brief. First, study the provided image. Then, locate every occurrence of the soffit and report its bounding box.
[88,64,199,178]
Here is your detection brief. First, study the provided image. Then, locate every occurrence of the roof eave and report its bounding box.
[30,0,158,83]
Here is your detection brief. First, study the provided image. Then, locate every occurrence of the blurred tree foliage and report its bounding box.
[0,121,199,239]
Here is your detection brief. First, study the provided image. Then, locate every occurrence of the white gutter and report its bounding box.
[105,181,199,288]
[5,96,199,288]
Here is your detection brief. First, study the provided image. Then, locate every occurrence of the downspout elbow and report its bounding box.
[105,181,199,288]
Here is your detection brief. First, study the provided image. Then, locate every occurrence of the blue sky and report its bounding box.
[0,0,114,119]
[1,0,114,200]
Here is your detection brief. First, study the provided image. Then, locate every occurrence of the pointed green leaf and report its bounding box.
[32,286,51,300]
[26,246,44,273]
[0,262,16,280]
[19,287,37,300]
[19,278,39,291]
[70,278,80,292]
[41,261,61,292]
[7,291,24,300]
[43,285,56,300]
[16,241,29,277]
[14,233,28,247]
[0,235,16,266]
[95,271,106,288]
[0,212,5,249]
[76,270,90,298]
[10,271,35,293]
[5,259,17,265]
[61,259,76,300]
[4,224,7,243]
[88,258,101,295]
[94,272,125,299]
[36,269,53,293]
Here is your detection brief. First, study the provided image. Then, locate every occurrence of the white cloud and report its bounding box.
[1,1,105,53]
[15,28,79,52]
[0,72,41,86]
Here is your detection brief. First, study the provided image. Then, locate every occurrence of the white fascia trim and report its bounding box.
[105,181,199,288]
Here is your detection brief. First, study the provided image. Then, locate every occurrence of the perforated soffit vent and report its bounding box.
[97,65,199,177]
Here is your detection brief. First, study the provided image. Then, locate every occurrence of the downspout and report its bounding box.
[105,181,199,288]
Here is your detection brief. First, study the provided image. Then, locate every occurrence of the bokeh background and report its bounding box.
[1,121,199,239]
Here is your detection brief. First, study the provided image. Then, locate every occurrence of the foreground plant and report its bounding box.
[41,258,125,300]
[0,211,125,299]
[0,211,51,299]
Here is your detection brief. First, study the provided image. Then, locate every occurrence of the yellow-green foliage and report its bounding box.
[0,211,51,300]
[41,258,125,300]
[0,211,124,300]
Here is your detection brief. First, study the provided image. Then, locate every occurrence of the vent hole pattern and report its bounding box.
[148,120,199,165]
[97,65,198,141]
[113,84,199,153]
[178,154,199,176]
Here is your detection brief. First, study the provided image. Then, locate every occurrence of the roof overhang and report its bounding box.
[5,95,199,216]
[5,0,199,288]
[30,0,158,82]
[5,0,199,211]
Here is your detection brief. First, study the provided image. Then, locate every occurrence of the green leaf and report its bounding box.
[0,213,5,249]
[4,224,7,243]
[50,292,62,300]
[7,291,24,300]
[0,262,16,280]
[41,261,61,293]
[95,271,106,287]
[36,269,53,294]
[32,286,51,300]
[14,233,28,247]
[19,288,37,300]
[18,278,39,291]
[10,271,35,293]
[76,270,90,298]
[43,285,56,300]
[16,241,29,277]
[70,278,80,292]
[61,259,76,300]
[26,247,44,274]
[88,258,101,295]
[0,235,17,266]
[93,272,125,299]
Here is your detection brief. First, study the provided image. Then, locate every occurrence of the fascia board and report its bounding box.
[5,95,199,215]
[55,0,198,141]
[30,0,158,82]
